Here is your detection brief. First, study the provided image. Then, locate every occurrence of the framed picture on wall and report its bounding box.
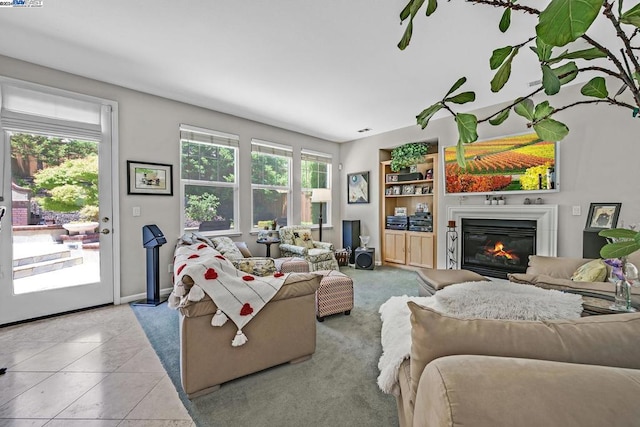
[585,202,621,231]
[127,161,173,196]
[347,171,370,204]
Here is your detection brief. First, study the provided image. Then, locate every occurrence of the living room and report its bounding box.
[1,1,640,426]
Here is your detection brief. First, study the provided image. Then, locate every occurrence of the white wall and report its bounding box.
[341,83,640,265]
[0,55,341,299]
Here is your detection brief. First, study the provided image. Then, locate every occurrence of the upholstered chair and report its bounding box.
[278,225,339,271]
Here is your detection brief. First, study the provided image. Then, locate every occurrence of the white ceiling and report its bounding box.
[0,1,548,142]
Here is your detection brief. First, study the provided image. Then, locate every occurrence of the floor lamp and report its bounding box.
[311,189,331,242]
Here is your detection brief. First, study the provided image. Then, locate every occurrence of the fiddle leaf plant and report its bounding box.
[398,0,640,166]
[599,228,640,259]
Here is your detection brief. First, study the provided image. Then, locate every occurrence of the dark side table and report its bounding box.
[257,237,280,257]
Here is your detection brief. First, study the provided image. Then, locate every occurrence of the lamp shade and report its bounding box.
[311,188,332,203]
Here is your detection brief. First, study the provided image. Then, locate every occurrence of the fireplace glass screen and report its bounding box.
[461,218,536,279]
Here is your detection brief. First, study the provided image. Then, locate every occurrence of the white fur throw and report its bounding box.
[377,281,583,395]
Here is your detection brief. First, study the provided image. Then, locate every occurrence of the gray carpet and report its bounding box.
[131,266,419,427]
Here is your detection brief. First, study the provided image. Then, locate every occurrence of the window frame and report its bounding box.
[300,149,332,229]
[179,124,239,235]
[250,139,292,231]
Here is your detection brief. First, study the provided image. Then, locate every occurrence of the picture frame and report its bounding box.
[127,160,173,196]
[347,171,370,204]
[392,185,402,195]
[585,202,621,231]
[394,207,407,216]
[402,184,415,195]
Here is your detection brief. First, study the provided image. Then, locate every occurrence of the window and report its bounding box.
[301,149,332,227]
[251,139,291,229]
[180,125,238,233]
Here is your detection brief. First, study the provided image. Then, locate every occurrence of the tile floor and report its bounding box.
[0,304,194,426]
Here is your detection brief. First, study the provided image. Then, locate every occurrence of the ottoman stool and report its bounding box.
[274,257,310,273]
[314,270,354,322]
[417,268,486,296]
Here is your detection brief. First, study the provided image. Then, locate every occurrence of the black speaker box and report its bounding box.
[583,230,608,259]
[343,220,361,264]
[355,248,375,270]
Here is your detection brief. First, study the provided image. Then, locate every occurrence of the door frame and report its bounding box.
[0,77,121,323]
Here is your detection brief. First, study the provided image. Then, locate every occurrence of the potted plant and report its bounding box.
[599,228,640,311]
[185,193,230,231]
[390,142,430,172]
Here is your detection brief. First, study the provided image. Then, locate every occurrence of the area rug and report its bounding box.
[377,281,583,395]
[131,265,419,427]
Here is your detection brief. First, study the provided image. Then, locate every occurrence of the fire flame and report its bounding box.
[485,241,519,261]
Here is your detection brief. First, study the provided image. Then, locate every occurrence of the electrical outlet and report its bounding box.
[168,263,173,273]
[133,206,141,217]
[572,206,581,216]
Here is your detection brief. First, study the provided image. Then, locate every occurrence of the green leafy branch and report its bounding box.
[399,0,640,165]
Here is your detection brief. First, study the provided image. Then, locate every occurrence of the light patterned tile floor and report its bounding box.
[0,305,194,427]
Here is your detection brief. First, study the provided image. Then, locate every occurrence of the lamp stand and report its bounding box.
[318,202,324,241]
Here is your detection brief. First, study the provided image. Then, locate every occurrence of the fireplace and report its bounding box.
[461,218,537,279]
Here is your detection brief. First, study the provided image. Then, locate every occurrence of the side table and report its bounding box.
[256,237,280,257]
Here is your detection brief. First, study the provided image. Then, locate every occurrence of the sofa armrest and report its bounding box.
[313,241,334,251]
[415,355,640,427]
[279,244,308,255]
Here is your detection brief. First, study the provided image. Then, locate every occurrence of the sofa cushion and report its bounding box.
[212,236,244,260]
[234,241,253,258]
[292,229,314,249]
[407,302,640,404]
[571,258,607,282]
[526,255,594,279]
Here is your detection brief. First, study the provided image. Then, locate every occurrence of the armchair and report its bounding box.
[278,225,339,271]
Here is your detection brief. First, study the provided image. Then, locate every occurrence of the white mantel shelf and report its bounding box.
[447,205,558,257]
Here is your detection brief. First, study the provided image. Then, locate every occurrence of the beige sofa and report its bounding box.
[171,234,321,398]
[397,303,640,427]
[508,251,640,308]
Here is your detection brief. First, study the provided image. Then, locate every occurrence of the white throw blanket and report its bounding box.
[377,281,583,395]
[169,243,287,346]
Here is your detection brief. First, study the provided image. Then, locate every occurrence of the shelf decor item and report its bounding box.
[390,142,430,172]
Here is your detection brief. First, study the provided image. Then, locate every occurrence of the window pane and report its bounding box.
[301,160,328,189]
[251,152,289,186]
[184,185,235,231]
[252,188,288,228]
[181,141,236,183]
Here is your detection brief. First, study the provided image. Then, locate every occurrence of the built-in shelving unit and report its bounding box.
[380,153,438,269]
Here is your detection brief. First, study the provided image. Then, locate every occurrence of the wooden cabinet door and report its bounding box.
[407,232,434,268]
[384,231,406,264]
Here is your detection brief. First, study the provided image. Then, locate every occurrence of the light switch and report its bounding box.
[572,206,581,216]
[133,206,141,217]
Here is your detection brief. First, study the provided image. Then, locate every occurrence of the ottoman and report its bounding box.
[417,268,486,296]
[314,270,354,322]
[274,257,310,273]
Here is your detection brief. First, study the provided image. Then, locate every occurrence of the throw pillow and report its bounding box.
[293,229,315,249]
[232,258,276,276]
[407,303,640,404]
[571,259,607,282]
[211,236,244,260]
[234,241,253,258]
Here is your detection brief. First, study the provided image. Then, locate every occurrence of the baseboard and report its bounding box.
[120,287,173,304]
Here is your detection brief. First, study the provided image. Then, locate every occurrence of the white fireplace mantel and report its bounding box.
[447,205,558,257]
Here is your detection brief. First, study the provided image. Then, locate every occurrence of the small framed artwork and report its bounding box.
[402,184,415,195]
[385,187,393,195]
[127,161,173,196]
[585,203,621,231]
[392,186,402,195]
[348,171,370,204]
[395,207,407,216]
[414,187,423,195]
